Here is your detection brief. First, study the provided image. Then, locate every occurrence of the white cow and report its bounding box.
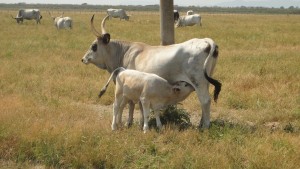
[176,14,202,27]
[99,67,194,132]
[187,10,194,15]
[107,8,129,21]
[12,9,42,24]
[49,12,72,29]
[82,15,221,129]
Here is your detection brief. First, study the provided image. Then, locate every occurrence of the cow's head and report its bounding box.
[82,15,111,70]
[11,15,23,24]
[175,18,181,28]
[49,12,62,24]
[124,15,130,21]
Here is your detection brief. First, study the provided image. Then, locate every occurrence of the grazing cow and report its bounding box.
[176,14,202,27]
[82,15,221,129]
[173,10,179,22]
[49,12,73,29]
[187,10,194,15]
[107,9,129,21]
[12,9,42,24]
[99,67,194,132]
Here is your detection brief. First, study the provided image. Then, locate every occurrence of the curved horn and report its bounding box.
[90,14,101,37]
[101,15,110,34]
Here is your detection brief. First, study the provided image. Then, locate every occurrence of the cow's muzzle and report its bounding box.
[81,58,89,64]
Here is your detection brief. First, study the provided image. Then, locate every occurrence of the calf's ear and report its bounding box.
[172,87,181,94]
[100,33,110,44]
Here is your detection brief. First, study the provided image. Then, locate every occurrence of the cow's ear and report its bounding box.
[173,87,180,94]
[101,33,110,44]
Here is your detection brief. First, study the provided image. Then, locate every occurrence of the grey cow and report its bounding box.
[12,9,42,24]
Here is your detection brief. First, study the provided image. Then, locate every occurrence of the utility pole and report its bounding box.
[160,0,174,45]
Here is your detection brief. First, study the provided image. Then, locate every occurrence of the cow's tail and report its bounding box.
[98,67,125,98]
[203,38,222,102]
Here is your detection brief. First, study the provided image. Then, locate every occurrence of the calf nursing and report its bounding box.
[99,67,194,133]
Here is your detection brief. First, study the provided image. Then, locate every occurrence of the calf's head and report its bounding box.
[172,81,194,99]
[82,15,111,70]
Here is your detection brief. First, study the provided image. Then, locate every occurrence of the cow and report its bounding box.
[12,9,42,24]
[107,9,129,21]
[49,12,73,29]
[82,15,221,129]
[175,14,202,27]
[187,10,194,15]
[173,10,179,22]
[98,67,194,132]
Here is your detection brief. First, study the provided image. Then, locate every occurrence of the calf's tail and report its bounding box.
[98,67,125,98]
[203,38,222,102]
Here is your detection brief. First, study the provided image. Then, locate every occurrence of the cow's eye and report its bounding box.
[91,44,97,52]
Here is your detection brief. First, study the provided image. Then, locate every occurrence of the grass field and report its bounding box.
[0,10,300,168]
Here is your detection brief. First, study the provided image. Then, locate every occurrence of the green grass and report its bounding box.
[0,10,300,168]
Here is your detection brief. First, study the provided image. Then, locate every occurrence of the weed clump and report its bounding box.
[149,105,192,131]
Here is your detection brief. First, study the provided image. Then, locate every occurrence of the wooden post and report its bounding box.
[160,0,174,45]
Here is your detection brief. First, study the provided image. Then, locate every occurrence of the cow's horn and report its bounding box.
[101,15,110,35]
[90,14,101,37]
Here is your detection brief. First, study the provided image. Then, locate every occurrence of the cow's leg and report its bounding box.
[195,84,211,129]
[127,101,135,127]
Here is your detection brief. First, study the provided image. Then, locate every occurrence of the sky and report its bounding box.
[1,0,300,8]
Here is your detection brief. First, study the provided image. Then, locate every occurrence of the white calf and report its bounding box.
[99,67,194,133]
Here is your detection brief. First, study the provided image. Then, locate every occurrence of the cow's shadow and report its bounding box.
[148,106,258,133]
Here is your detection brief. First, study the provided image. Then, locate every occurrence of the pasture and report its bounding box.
[0,10,299,168]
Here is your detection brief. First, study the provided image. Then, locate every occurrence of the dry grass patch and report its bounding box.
[0,11,299,168]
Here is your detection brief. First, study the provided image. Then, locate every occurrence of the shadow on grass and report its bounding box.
[148,105,192,131]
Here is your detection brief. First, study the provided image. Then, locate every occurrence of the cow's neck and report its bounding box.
[105,40,133,73]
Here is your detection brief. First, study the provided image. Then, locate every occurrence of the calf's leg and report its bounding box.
[154,111,162,129]
[127,101,135,127]
[138,101,144,129]
[117,98,128,126]
[112,101,119,130]
[140,99,150,133]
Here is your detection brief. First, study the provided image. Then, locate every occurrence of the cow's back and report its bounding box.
[127,39,210,83]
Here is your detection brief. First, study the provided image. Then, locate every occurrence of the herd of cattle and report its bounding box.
[11,8,219,132]
[11,9,73,29]
[11,8,202,28]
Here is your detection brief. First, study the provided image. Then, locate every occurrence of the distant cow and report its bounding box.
[176,14,202,27]
[49,12,73,29]
[99,67,194,133]
[12,9,42,24]
[107,9,129,21]
[173,10,179,22]
[187,10,194,15]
